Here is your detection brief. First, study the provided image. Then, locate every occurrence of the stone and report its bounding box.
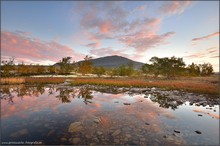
[145,122,150,125]
[114,139,120,144]
[85,134,91,139]
[125,134,131,138]
[47,130,55,137]
[61,137,67,141]
[10,129,28,137]
[72,138,81,144]
[195,130,202,134]
[93,138,99,143]
[68,122,83,132]
[97,131,103,135]
[112,129,121,136]
[123,103,131,105]
[93,118,100,124]
[174,130,180,133]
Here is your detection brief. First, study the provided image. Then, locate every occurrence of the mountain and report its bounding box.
[77,55,145,69]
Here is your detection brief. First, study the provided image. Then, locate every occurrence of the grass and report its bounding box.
[1,77,65,84]
[1,76,219,95]
[71,78,219,95]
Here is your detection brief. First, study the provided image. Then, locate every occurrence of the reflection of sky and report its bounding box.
[160,102,219,145]
[1,86,219,145]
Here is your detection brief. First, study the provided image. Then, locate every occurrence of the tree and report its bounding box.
[48,66,56,74]
[1,57,16,77]
[93,66,105,77]
[144,56,186,78]
[187,63,200,76]
[127,62,134,76]
[200,63,213,76]
[78,55,93,75]
[58,57,73,74]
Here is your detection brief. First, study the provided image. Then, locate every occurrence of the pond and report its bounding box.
[1,84,219,145]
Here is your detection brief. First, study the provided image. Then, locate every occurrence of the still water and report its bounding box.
[1,84,219,145]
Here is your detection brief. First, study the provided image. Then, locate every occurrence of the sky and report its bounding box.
[1,1,219,71]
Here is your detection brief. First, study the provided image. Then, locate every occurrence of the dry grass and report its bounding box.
[0,78,25,84]
[71,78,219,95]
[1,77,65,84]
[1,76,218,95]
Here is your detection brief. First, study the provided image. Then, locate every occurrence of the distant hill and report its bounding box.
[76,55,144,69]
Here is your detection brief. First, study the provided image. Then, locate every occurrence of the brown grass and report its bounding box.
[1,77,218,95]
[1,77,65,84]
[71,78,219,95]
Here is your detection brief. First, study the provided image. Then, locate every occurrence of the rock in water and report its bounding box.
[68,122,83,132]
[97,131,103,135]
[174,130,180,133]
[10,129,29,137]
[145,122,150,125]
[112,129,121,136]
[195,130,202,134]
[72,138,81,144]
[93,118,101,124]
[123,103,131,105]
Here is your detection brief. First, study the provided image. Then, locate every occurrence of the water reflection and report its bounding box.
[1,84,219,109]
[1,84,95,105]
[78,87,93,104]
[1,84,219,145]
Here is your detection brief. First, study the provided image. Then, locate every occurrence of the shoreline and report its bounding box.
[1,76,219,95]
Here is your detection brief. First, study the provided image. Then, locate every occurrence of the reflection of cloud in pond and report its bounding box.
[1,92,61,119]
[193,108,219,119]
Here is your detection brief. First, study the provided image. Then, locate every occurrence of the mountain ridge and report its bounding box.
[76,55,145,69]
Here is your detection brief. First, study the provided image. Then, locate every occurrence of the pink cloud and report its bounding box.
[1,31,84,64]
[192,32,220,41]
[160,1,193,15]
[100,21,112,33]
[184,46,219,59]
[119,31,175,52]
[85,42,101,49]
[75,2,175,57]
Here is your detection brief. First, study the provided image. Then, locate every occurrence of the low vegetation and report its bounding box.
[1,56,218,95]
[1,76,218,95]
[70,77,218,95]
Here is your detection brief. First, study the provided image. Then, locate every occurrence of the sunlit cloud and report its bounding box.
[74,2,175,58]
[85,42,101,49]
[183,46,219,59]
[119,31,175,53]
[192,32,219,42]
[1,31,84,64]
[160,1,193,15]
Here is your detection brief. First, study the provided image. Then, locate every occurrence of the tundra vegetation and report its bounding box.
[1,56,218,95]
